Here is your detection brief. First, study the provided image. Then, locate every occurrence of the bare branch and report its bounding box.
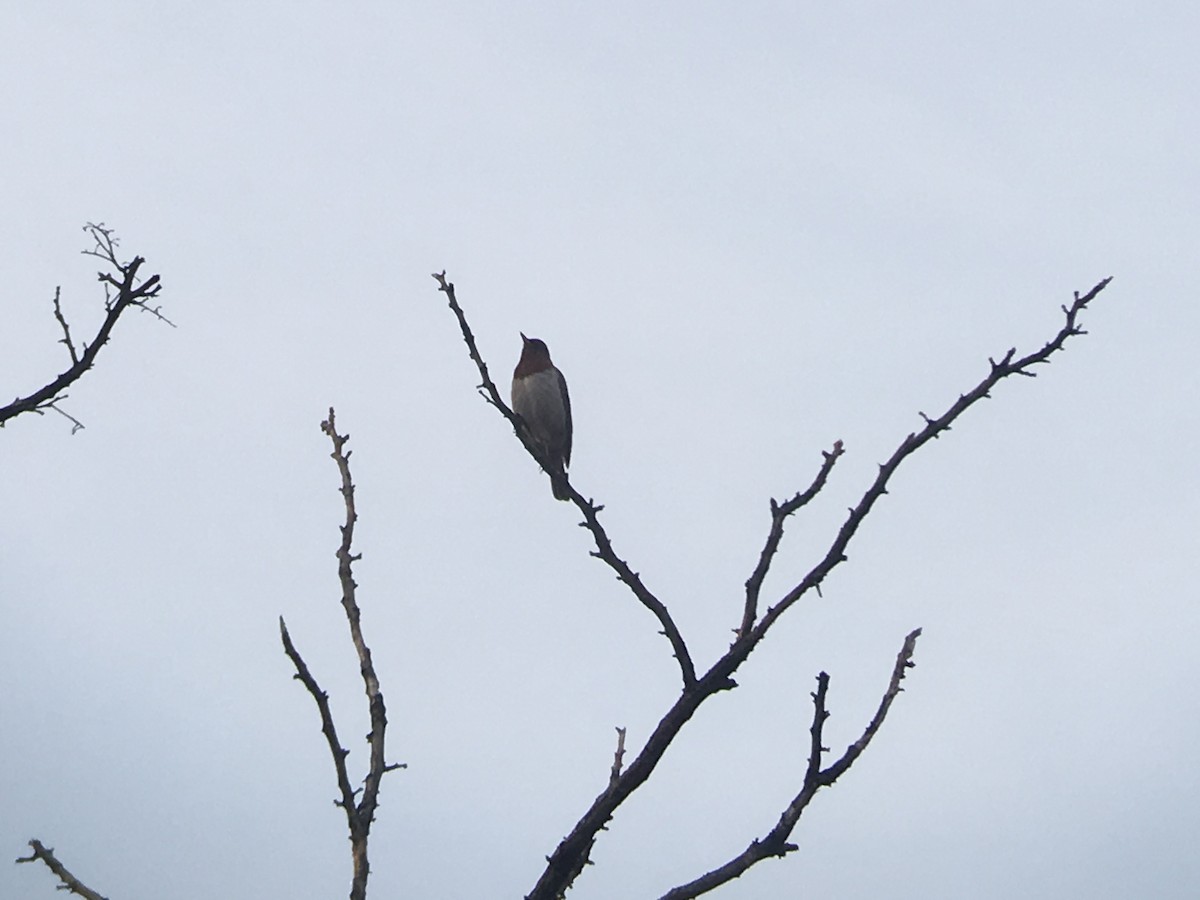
[744,278,1114,651]
[80,220,121,265]
[817,627,922,783]
[658,629,921,899]
[279,616,359,815]
[281,409,398,900]
[576,495,697,687]
[740,440,844,638]
[1,223,166,430]
[16,840,109,900]
[433,271,697,687]
[321,409,394,845]
[45,400,87,434]
[431,271,515,421]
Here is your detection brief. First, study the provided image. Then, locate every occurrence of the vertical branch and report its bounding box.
[320,409,393,894]
[281,409,402,900]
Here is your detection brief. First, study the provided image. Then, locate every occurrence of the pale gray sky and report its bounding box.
[3,2,1198,898]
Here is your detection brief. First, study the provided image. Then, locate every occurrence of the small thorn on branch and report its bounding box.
[608,726,628,788]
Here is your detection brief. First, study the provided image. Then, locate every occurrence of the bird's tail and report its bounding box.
[550,467,570,501]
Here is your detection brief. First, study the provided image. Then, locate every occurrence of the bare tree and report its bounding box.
[0,223,167,433]
[432,271,1113,899]
[18,265,1112,899]
[17,408,403,900]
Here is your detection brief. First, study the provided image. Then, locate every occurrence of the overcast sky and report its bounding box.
[3,2,1198,898]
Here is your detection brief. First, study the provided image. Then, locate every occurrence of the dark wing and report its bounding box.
[557,368,572,468]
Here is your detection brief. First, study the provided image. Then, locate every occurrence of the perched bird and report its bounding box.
[511,333,572,500]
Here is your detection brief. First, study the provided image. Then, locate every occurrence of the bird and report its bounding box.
[511,333,572,500]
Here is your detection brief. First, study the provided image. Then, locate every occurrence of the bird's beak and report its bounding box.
[520,332,529,343]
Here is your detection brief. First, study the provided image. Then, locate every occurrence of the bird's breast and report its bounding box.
[512,369,568,439]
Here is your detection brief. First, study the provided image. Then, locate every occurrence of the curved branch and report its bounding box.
[321,410,393,841]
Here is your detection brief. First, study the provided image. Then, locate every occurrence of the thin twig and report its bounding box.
[45,400,87,434]
[432,270,697,687]
[430,271,516,421]
[16,839,109,900]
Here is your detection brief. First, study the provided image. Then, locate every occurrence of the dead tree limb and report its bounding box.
[16,840,109,900]
[0,223,166,432]
[280,408,403,900]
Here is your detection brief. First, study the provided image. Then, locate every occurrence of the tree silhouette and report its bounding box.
[17,260,1112,898]
[432,270,1112,899]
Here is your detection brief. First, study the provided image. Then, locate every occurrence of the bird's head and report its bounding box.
[516,333,554,375]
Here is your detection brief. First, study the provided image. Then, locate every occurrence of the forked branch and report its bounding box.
[742,277,1114,652]
[1,223,166,431]
[741,439,845,637]
[659,628,922,899]
[280,408,402,900]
